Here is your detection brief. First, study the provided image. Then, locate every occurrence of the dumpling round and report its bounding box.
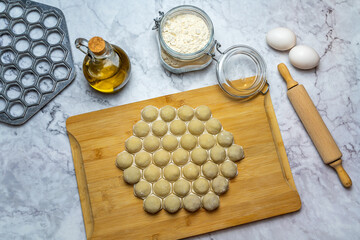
[202,192,219,211]
[195,105,211,121]
[188,119,205,136]
[164,164,180,181]
[199,134,216,149]
[123,166,141,184]
[170,120,186,135]
[182,163,200,180]
[135,151,151,169]
[193,178,210,195]
[183,194,201,212]
[217,131,234,147]
[178,105,194,121]
[174,179,190,197]
[172,148,189,166]
[144,195,162,214]
[141,106,158,122]
[133,120,150,137]
[220,161,238,179]
[144,164,161,182]
[191,147,208,165]
[125,136,142,153]
[162,135,178,152]
[152,120,168,137]
[115,151,133,170]
[210,145,226,164]
[227,144,244,162]
[153,149,170,167]
[134,180,151,199]
[180,134,197,150]
[212,175,229,195]
[202,161,219,179]
[143,135,160,152]
[160,106,176,122]
[205,118,222,134]
[153,179,171,198]
[163,195,181,213]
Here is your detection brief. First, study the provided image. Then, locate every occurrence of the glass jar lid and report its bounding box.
[214,43,268,100]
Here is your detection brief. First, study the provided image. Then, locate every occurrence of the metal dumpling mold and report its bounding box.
[0,0,75,125]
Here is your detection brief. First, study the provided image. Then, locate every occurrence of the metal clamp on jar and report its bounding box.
[153,5,269,101]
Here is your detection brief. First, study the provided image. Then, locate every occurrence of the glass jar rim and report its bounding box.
[216,44,268,100]
[158,5,215,59]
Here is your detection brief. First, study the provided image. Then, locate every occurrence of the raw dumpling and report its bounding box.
[178,105,194,121]
[210,145,226,164]
[172,148,189,166]
[162,135,178,152]
[125,136,142,153]
[217,131,234,147]
[193,178,209,195]
[144,195,162,214]
[174,179,190,197]
[191,147,208,165]
[153,149,170,167]
[153,179,171,198]
[212,176,229,195]
[160,106,176,122]
[199,134,216,149]
[180,134,197,150]
[227,144,244,162]
[144,164,161,182]
[170,120,186,135]
[183,194,201,212]
[163,195,181,213]
[143,135,160,152]
[123,166,141,185]
[220,161,238,179]
[202,161,218,179]
[134,181,151,199]
[116,151,133,170]
[164,164,180,181]
[152,120,168,137]
[205,118,222,134]
[195,105,211,121]
[202,192,219,211]
[133,120,150,137]
[188,119,204,135]
[183,163,200,180]
[141,106,158,122]
[135,151,151,169]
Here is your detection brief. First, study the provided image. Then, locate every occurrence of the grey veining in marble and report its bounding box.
[0,0,359,239]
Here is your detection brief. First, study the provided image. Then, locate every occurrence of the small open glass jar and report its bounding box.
[153,5,268,101]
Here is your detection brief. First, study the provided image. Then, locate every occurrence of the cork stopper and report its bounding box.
[88,36,106,55]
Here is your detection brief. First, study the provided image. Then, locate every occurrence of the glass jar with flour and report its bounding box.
[153,5,215,74]
[153,5,268,101]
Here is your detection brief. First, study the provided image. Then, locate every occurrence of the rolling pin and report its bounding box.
[278,63,352,188]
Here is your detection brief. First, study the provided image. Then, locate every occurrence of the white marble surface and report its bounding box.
[1,0,359,239]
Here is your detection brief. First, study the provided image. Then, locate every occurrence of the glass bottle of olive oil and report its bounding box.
[75,37,131,93]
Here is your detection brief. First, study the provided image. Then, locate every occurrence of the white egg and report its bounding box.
[289,45,320,69]
[266,27,296,51]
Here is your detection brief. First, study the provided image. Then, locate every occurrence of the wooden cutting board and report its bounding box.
[66,81,301,240]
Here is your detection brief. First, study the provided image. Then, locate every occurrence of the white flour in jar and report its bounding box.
[162,13,210,54]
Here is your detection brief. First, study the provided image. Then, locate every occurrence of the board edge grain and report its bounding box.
[265,93,301,208]
[67,128,94,239]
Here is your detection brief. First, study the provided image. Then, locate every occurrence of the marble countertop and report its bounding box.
[1,0,359,239]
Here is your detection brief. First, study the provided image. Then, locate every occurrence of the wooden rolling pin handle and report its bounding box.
[329,159,352,188]
[277,63,299,90]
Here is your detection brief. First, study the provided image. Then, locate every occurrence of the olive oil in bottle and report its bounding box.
[75,37,131,93]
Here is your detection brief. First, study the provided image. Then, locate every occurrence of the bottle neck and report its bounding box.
[89,42,114,61]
